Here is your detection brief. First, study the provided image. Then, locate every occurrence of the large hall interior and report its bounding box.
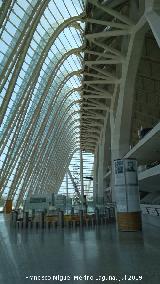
[0,0,160,283]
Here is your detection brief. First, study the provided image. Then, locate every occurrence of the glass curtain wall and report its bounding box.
[0,0,85,210]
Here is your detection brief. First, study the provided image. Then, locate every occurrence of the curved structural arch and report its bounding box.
[0,0,85,207]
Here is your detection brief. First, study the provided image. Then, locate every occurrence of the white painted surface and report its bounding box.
[114,159,140,212]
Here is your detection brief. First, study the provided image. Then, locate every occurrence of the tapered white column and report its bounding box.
[80,150,84,209]
[93,150,98,206]
[146,10,160,48]
[66,173,69,213]
[114,159,142,231]
[97,142,104,206]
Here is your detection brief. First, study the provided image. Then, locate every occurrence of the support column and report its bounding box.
[95,207,100,225]
[113,27,147,158]
[23,212,29,228]
[12,211,18,226]
[79,209,83,226]
[110,111,119,203]
[58,211,64,228]
[40,212,45,228]
[80,150,84,209]
[66,173,69,214]
[93,149,98,206]
[146,9,160,48]
[114,159,142,231]
[110,27,146,201]
[97,142,104,207]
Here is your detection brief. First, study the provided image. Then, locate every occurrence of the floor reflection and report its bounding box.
[0,214,160,284]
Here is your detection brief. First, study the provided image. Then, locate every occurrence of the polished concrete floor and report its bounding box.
[0,214,160,284]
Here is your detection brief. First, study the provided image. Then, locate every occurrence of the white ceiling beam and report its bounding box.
[84,78,120,84]
[82,99,105,107]
[84,50,119,59]
[81,121,103,127]
[88,0,134,26]
[83,88,112,97]
[81,144,97,148]
[81,139,97,143]
[86,29,131,39]
[83,72,108,80]
[86,85,110,94]
[85,59,124,65]
[85,18,129,29]
[83,94,111,99]
[81,132,101,137]
[103,0,128,9]
[82,114,105,119]
[91,39,123,57]
[81,129,101,134]
[83,134,99,139]
[82,101,108,108]
[88,66,116,78]
[82,106,107,110]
